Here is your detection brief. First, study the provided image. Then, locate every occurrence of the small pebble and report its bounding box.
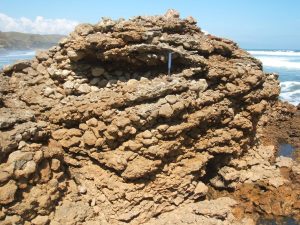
[78,185,87,194]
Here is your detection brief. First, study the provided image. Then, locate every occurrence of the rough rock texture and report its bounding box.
[144,197,255,225]
[0,10,287,224]
[209,145,300,219]
[261,101,300,161]
[206,104,300,222]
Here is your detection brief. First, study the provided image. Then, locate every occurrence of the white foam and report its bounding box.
[281,81,300,90]
[248,50,300,56]
[280,92,300,105]
[254,56,300,69]
[5,51,36,57]
[280,81,300,105]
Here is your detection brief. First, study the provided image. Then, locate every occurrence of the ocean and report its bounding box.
[0,49,299,106]
[0,50,36,67]
[248,50,300,106]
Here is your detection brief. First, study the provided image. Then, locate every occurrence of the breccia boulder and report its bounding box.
[0,10,280,225]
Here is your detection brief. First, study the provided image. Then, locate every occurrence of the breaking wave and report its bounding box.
[248,50,300,57]
[280,81,300,105]
[249,50,300,105]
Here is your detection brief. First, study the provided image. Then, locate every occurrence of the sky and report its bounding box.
[1,0,300,50]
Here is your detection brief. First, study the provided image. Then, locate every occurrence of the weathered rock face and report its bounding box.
[0,10,280,224]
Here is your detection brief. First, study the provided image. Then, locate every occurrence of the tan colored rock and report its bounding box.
[43,87,55,97]
[63,80,75,90]
[86,118,98,127]
[190,79,208,92]
[39,160,52,183]
[0,10,284,225]
[0,163,14,183]
[14,160,36,178]
[51,158,61,171]
[36,51,49,61]
[78,185,87,194]
[91,67,105,77]
[268,177,287,188]
[125,140,143,151]
[159,103,174,118]
[122,157,161,179]
[7,150,33,165]
[52,129,68,140]
[0,180,17,204]
[195,197,237,218]
[115,117,131,128]
[193,181,208,198]
[78,83,91,94]
[276,156,293,168]
[75,23,94,36]
[67,128,82,137]
[95,137,105,147]
[67,50,84,61]
[79,123,89,130]
[83,130,97,146]
[142,130,153,139]
[165,95,178,104]
[2,215,22,224]
[59,136,81,148]
[31,215,49,225]
[164,9,180,18]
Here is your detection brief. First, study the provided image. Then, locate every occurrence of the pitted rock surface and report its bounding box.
[0,10,281,224]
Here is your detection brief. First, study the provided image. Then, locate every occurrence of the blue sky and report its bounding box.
[1,0,300,49]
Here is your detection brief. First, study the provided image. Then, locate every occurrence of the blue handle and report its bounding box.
[168,52,172,75]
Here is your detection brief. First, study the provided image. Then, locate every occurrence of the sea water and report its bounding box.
[1,49,300,106]
[0,50,36,68]
[248,50,300,106]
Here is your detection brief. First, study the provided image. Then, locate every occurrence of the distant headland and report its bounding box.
[0,31,64,52]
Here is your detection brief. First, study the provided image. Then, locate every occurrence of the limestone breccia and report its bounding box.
[0,9,282,225]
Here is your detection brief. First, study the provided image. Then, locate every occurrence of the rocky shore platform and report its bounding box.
[0,10,299,225]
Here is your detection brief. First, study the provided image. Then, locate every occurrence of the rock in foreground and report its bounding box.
[0,10,284,224]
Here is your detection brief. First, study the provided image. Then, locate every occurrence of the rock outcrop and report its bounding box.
[0,10,285,225]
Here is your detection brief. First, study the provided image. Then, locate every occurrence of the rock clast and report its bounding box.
[1,9,297,225]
